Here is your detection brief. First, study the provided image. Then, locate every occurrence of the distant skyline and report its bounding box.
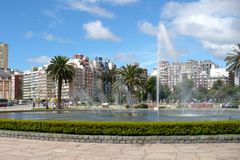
[0,0,239,72]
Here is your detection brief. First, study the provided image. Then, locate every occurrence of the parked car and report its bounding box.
[222,102,239,109]
[0,98,8,107]
[18,99,27,105]
[7,100,14,106]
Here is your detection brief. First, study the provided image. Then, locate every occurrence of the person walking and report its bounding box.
[32,101,35,109]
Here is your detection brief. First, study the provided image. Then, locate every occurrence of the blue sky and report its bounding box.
[0,0,239,73]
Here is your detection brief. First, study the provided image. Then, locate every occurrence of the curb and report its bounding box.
[0,130,239,144]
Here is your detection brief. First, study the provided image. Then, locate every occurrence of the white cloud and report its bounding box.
[82,0,138,5]
[68,0,114,18]
[27,56,51,64]
[137,20,158,36]
[202,41,234,59]
[42,32,68,43]
[161,0,240,59]
[102,0,138,5]
[24,31,34,39]
[67,0,138,18]
[82,20,121,41]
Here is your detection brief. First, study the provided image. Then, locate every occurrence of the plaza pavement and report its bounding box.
[0,104,35,112]
[0,137,239,160]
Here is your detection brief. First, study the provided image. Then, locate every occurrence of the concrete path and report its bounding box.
[0,105,34,112]
[0,137,239,160]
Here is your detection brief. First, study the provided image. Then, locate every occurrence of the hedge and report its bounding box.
[0,119,239,136]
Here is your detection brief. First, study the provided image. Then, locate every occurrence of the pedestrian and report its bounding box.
[45,101,49,109]
[32,101,35,108]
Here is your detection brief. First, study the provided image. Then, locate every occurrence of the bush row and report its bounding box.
[0,119,239,136]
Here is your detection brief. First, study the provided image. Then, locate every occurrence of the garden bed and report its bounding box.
[0,119,239,136]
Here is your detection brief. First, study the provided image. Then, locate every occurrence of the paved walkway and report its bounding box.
[0,105,33,112]
[0,137,239,160]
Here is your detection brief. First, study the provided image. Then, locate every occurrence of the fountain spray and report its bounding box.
[156,23,162,118]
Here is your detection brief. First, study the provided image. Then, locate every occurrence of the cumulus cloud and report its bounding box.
[137,20,158,36]
[27,56,51,64]
[82,20,121,41]
[161,0,240,59]
[67,0,138,18]
[202,41,234,59]
[68,0,114,18]
[102,0,138,5]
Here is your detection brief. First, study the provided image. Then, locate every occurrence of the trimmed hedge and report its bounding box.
[0,119,239,136]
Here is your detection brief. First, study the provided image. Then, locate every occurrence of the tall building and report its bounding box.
[0,43,8,69]
[0,69,11,99]
[10,70,23,100]
[22,66,55,100]
[152,60,227,90]
[159,61,169,86]
[168,62,181,89]
[22,54,117,102]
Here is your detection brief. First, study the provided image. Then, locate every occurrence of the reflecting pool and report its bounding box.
[0,108,240,122]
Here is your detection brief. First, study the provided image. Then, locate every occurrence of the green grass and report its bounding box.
[0,119,239,136]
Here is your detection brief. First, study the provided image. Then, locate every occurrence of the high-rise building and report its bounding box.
[22,54,116,102]
[0,43,8,69]
[22,66,56,100]
[152,60,227,90]
[0,68,11,99]
[10,70,23,100]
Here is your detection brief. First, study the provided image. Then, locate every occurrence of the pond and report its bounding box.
[0,108,240,122]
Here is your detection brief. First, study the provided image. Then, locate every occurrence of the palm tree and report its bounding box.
[114,64,146,108]
[46,56,75,109]
[225,44,240,74]
[101,67,117,101]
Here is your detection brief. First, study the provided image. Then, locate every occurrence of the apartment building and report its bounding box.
[22,66,56,100]
[22,54,116,102]
[153,60,229,90]
[0,69,11,99]
[168,62,181,89]
[10,70,23,100]
[0,43,8,69]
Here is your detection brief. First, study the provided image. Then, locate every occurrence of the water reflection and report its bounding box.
[0,109,239,122]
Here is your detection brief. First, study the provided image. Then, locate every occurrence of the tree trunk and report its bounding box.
[58,78,62,109]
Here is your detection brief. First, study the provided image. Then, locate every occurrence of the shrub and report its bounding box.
[0,119,239,136]
[134,104,148,108]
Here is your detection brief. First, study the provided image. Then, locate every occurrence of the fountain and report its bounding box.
[156,23,161,116]
[0,108,239,121]
[1,24,240,122]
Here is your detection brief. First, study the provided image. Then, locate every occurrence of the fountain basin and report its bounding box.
[0,108,239,122]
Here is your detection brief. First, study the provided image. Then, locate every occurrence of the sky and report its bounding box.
[0,0,239,73]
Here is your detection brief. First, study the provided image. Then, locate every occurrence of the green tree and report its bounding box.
[159,84,171,102]
[146,76,156,102]
[46,56,76,109]
[169,85,181,102]
[212,80,224,90]
[114,64,146,108]
[101,67,117,102]
[225,44,240,74]
[194,86,208,102]
[179,77,194,103]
